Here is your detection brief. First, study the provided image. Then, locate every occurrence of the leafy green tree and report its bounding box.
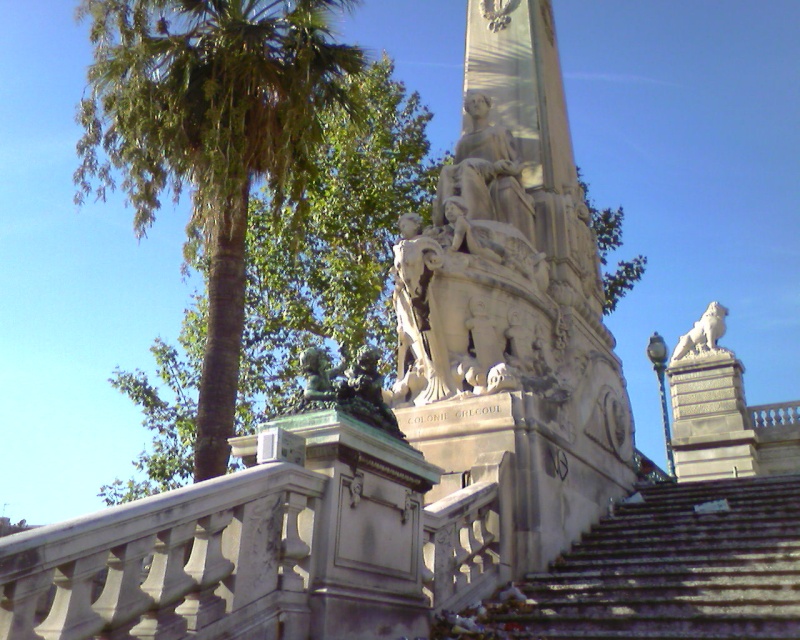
[100,58,439,503]
[578,171,647,314]
[75,0,365,481]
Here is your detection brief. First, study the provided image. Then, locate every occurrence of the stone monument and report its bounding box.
[389,0,637,575]
[667,302,758,481]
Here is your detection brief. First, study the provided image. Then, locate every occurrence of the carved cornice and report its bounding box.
[307,442,433,493]
[480,0,521,32]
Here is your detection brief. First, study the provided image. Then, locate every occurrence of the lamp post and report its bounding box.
[646,332,675,477]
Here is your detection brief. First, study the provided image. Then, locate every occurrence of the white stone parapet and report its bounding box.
[749,401,800,429]
[0,462,326,640]
[423,480,503,614]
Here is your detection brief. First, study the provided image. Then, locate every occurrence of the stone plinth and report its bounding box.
[668,352,758,481]
[397,391,636,577]
[232,410,442,640]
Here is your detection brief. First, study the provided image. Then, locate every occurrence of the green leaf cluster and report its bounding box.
[578,170,647,314]
[75,0,365,239]
[100,58,440,504]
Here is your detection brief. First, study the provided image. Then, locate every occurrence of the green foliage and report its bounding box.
[578,170,647,314]
[76,0,367,482]
[75,0,365,238]
[100,58,440,504]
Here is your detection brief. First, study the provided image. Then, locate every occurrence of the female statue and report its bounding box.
[434,91,536,244]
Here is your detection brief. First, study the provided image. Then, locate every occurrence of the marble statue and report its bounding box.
[445,196,505,264]
[397,211,423,241]
[434,91,536,244]
[388,100,558,408]
[671,301,730,362]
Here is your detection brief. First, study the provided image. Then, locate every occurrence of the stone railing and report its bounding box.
[0,461,326,640]
[632,449,672,484]
[423,480,505,613]
[749,401,800,429]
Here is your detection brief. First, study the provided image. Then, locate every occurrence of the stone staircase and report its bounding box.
[472,474,800,639]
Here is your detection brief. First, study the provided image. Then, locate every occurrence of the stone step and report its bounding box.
[526,562,800,585]
[524,578,800,597]
[515,600,800,619]
[612,495,800,517]
[549,550,800,573]
[483,612,800,639]
[636,474,800,496]
[595,510,800,533]
[521,585,800,607]
[577,527,800,550]
[566,538,800,562]
[460,475,800,639]
[586,523,800,547]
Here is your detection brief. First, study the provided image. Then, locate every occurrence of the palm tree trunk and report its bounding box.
[194,182,250,482]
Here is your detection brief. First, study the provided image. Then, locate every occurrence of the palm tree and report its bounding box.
[75,0,365,481]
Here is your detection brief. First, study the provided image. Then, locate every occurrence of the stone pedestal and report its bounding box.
[232,411,442,640]
[668,352,758,481]
[396,391,636,577]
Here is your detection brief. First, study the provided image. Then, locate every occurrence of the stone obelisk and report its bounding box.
[462,0,577,194]
[464,0,605,318]
[391,0,637,576]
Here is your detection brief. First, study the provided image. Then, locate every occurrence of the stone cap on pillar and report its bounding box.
[230,409,443,493]
[667,349,744,376]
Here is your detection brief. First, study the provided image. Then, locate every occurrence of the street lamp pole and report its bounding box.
[646,332,675,477]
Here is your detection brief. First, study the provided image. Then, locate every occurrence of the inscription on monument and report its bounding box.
[405,404,502,425]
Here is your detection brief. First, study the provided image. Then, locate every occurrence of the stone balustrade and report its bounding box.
[749,401,800,429]
[0,461,326,640]
[0,416,520,639]
[422,480,502,613]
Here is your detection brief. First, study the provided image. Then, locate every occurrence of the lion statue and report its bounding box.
[670,301,729,362]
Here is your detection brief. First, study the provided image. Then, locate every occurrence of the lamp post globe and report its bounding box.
[646,332,668,370]
[647,332,675,478]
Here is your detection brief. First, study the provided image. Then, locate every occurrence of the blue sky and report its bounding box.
[1,1,798,525]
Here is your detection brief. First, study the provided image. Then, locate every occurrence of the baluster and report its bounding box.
[420,529,435,606]
[130,522,196,640]
[92,536,156,638]
[0,570,54,640]
[465,512,482,581]
[792,405,799,425]
[753,409,765,429]
[218,495,283,612]
[35,552,107,640]
[453,519,470,591]
[477,506,498,570]
[432,524,456,607]
[280,491,310,593]
[175,511,235,632]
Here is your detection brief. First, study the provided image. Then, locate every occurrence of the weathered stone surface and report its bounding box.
[399,390,635,576]
[463,474,800,637]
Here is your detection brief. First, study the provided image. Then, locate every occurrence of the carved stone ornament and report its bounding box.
[603,391,632,462]
[401,489,416,524]
[549,447,569,481]
[481,0,522,32]
[349,472,364,508]
[670,301,731,363]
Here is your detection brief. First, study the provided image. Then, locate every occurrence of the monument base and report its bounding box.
[231,410,441,640]
[668,352,755,482]
[396,391,636,576]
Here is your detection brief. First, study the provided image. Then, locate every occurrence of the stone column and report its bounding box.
[668,352,758,481]
[273,410,442,640]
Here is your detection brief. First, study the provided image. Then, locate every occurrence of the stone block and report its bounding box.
[402,391,635,577]
[269,412,440,640]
